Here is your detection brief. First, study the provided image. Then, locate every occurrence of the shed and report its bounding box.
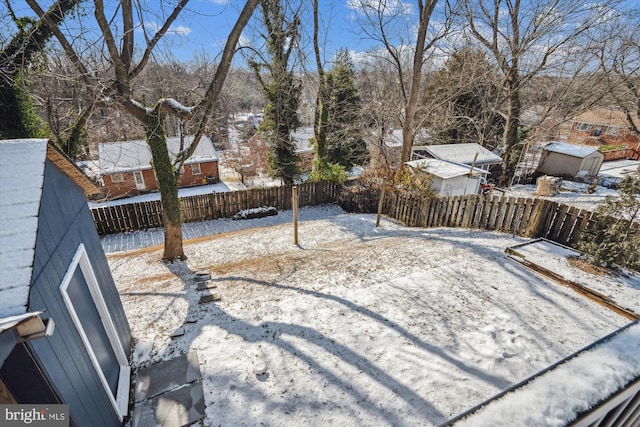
[0,139,131,426]
[406,158,490,197]
[99,135,219,198]
[411,143,503,172]
[536,142,604,179]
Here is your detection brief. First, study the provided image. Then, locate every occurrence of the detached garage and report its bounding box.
[536,142,604,179]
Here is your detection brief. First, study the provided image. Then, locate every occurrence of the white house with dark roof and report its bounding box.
[411,143,503,172]
[98,135,219,198]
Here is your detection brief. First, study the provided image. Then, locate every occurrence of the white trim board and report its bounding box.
[59,244,130,420]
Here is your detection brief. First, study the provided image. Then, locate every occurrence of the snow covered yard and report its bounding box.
[107,212,638,426]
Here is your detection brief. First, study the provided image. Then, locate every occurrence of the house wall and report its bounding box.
[568,122,640,149]
[26,160,130,427]
[432,175,477,197]
[102,161,219,199]
[537,151,583,177]
[578,153,604,177]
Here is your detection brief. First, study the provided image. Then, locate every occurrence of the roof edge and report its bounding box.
[46,142,101,196]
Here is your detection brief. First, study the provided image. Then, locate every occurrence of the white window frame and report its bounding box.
[191,163,202,175]
[59,244,130,420]
[577,122,591,131]
[133,171,144,185]
[606,126,618,136]
[110,173,124,183]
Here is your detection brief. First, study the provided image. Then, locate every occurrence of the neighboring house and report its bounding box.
[99,135,219,199]
[0,140,131,426]
[568,109,640,150]
[536,142,605,179]
[411,143,503,173]
[406,158,490,197]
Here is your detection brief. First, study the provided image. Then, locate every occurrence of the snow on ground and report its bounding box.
[509,240,640,314]
[107,210,639,426]
[502,180,619,211]
[100,205,345,253]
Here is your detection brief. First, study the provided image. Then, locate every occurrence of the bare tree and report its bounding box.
[594,8,640,136]
[349,0,451,164]
[29,0,259,260]
[459,0,622,185]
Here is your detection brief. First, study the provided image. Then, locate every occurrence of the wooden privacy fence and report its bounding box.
[91,182,341,235]
[383,192,598,245]
[350,189,619,247]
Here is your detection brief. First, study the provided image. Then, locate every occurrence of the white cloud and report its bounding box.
[170,25,191,36]
[141,22,191,36]
[347,0,413,16]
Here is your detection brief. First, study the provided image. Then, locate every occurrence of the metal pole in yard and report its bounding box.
[293,186,299,244]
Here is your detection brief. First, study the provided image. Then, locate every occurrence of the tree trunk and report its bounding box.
[400,0,437,165]
[145,114,185,261]
[500,71,521,186]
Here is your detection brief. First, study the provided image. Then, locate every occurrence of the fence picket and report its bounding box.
[91,184,628,260]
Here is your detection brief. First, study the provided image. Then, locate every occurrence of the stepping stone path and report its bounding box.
[194,270,222,304]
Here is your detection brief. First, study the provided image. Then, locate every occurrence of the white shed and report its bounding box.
[536,142,604,179]
[406,159,490,197]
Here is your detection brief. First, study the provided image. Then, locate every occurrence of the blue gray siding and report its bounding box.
[27,160,130,427]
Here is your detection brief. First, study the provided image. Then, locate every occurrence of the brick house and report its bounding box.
[99,136,219,199]
[568,109,639,150]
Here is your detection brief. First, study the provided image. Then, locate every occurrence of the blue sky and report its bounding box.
[149,0,378,63]
[1,0,376,64]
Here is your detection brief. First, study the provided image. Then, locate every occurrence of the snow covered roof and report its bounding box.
[573,109,630,127]
[406,158,489,179]
[0,139,99,318]
[451,320,640,426]
[0,139,48,317]
[99,135,218,174]
[543,142,601,158]
[414,143,502,165]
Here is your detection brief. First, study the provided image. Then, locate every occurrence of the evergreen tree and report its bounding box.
[250,0,301,185]
[324,49,369,170]
[422,47,503,148]
[579,168,640,271]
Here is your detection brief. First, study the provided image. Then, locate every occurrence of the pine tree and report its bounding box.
[324,49,369,170]
[579,168,640,271]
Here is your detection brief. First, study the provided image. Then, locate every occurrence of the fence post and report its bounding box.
[293,185,299,244]
[376,186,386,227]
